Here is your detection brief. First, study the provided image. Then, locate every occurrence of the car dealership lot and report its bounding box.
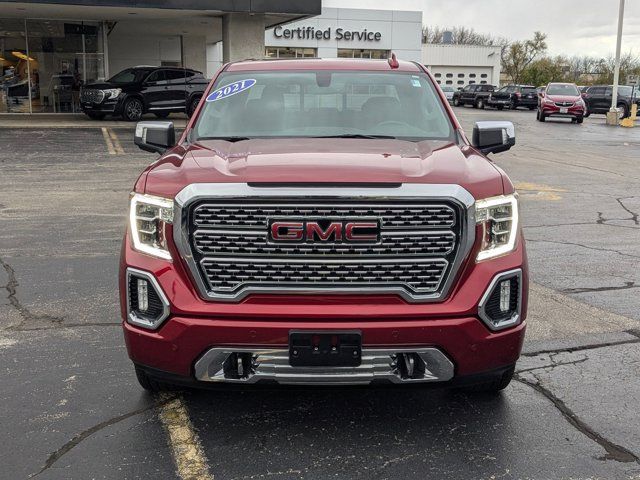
[1,111,640,479]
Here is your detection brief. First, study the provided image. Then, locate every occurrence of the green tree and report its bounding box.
[502,32,548,84]
[520,57,565,86]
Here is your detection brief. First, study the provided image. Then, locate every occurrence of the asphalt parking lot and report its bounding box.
[1,109,640,479]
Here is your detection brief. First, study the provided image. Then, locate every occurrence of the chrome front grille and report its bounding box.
[555,101,574,107]
[174,184,474,303]
[81,89,105,104]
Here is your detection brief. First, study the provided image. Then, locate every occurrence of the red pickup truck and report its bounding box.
[121,57,527,394]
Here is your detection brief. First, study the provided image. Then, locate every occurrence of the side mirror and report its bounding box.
[472,121,515,155]
[134,121,175,154]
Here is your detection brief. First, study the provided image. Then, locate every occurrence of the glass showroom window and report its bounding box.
[265,47,317,59]
[0,19,105,113]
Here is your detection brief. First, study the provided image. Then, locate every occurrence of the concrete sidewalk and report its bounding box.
[0,113,189,129]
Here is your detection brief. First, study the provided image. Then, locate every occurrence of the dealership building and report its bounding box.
[0,0,431,115]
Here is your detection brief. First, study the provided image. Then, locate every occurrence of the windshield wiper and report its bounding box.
[312,134,397,139]
[197,136,251,142]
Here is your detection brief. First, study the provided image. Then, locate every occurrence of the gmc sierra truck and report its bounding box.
[121,57,527,394]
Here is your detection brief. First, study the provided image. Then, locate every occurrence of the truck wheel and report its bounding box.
[477,98,485,109]
[576,116,584,124]
[456,365,515,394]
[134,366,178,392]
[123,97,143,122]
[453,97,460,107]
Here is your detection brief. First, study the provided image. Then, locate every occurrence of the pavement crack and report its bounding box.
[11,322,121,331]
[616,197,639,225]
[29,395,176,478]
[521,336,640,357]
[515,374,640,464]
[515,356,589,375]
[561,281,638,294]
[526,239,640,260]
[0,256,65,329]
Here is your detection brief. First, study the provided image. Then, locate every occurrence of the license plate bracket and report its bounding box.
[289,331,362,367]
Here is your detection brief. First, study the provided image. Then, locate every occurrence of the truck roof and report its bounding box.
[225,57,422,73]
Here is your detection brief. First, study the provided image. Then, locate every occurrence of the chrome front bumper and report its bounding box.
[193,347,455,385]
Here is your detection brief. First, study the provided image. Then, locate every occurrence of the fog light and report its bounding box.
[137,279,149,312]
[499,279,511,312]
[478,269,522,331]
[126,268,170,330]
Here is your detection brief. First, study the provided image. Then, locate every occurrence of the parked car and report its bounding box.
[123,58,527,394]
[80,66,208,121]
[452,84,495,109]
[441,85,455,103]
[537,82,586,123]
[487,85,538,110]
[583,85,640,119]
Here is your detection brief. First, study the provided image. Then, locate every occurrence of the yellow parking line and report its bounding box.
[107,128,125,155]
[158,394,213,480]
[101,127,116,155]
[515,182,565,201]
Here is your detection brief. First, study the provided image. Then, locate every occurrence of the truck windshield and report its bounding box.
[193,71,454,141]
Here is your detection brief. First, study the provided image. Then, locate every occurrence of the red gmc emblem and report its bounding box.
[269,220,380,243]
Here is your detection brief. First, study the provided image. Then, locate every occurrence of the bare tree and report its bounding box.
[422,25,508,49]
[501,32,548,84]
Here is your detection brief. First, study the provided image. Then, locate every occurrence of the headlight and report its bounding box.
[129,193,174,260]
[103,88,122,100]
[475,194,519,261]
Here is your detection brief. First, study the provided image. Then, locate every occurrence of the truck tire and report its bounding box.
[453,97,460,107]
[477,98,485,109]
[576,116,584,124]
[123,97,144,122]
[456,365,514,394]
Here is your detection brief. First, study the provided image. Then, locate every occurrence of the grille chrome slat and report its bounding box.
[193,229,456,257]
[193,203,456,230]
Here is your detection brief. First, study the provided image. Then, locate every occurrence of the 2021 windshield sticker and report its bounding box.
[206,79,256,102]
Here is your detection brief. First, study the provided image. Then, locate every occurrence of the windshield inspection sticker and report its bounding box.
[411,77,421,87]
[206,79,256,102]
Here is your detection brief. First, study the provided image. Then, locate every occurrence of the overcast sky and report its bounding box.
[422,0,640,58]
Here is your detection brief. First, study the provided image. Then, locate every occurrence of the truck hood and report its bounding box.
[143,138,506,200]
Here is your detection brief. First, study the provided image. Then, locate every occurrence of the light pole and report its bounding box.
[607,0,625,125]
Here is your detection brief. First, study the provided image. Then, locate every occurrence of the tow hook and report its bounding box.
[392,353,427,380]
[223,352,257,380]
